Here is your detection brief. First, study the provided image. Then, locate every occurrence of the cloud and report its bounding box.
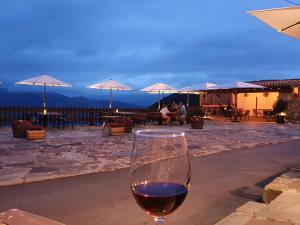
[0,0,299,96]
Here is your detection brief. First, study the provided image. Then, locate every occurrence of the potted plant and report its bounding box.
[273,99,288,124]
[188,108,205,129]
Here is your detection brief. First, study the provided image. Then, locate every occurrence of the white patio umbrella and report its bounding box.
[218,81,265,121]
[88,79,133,109]
[248,6,300,40]
[16,75,71,111]
[141,82,177,110]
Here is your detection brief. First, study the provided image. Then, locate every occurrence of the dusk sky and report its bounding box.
[1,0,300,99]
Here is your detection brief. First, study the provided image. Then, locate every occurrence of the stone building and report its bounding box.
[202,79,300,116]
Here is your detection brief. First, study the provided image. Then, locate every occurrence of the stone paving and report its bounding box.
[263,165,300,203]
[215,192,300,225]
[214,163,300,225]
[0,121,300,186]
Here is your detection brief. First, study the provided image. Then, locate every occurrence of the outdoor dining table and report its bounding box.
[101,115,121,125]
[116,111,138,117]
[0,209,65,225]
[100,115,122,133]
[37,111,61,128]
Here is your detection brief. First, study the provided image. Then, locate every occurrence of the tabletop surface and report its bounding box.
[37,112,61,116]
[101,115,120,118]
[117,111,138,115]
[0,209,65,225]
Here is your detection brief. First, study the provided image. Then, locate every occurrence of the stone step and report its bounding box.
[257,191,300,224]
[263,165,300,204]
[215,201,266,225]
[214,192,300,225]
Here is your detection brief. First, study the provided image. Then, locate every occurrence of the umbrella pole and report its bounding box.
[43,84,47,111]
[255,96,258,117]
[109,88,112,109]
[205,91,208,117]
[187,94,190,107]
[232,90,240,122]
[158,90,161,110]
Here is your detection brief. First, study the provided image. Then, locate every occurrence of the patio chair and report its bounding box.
[239,110,250,120]
[263,110,275,121]
[58,112,75,129]
[253,109,262,117]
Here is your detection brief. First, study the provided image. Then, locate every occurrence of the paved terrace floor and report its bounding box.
[0,121,300,186]
[0,140,299,225]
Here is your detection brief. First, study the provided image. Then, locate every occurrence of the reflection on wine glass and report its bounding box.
[130,130,191,225]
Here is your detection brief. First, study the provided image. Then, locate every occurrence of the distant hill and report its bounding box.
[0,90,142,109]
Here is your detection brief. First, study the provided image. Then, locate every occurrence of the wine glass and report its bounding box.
[130,129,191,225]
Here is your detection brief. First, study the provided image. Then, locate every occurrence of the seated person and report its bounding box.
[160,104,171,124]
[179,103,187,124]
[170,101,179,112]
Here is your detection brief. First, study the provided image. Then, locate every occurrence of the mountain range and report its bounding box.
[0,89,142,109]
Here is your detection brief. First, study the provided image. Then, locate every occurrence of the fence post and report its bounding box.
[89,108,94,126]
[0,107,2,126]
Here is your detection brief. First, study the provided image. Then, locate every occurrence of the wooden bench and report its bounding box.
[109,127,124,136]
[27,130,46,140]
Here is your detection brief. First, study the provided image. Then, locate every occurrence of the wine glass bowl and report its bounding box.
[130,129,191,224]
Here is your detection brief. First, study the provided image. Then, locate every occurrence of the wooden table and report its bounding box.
[0,209,65,225]
[100,115,121,127]
[100,116,122,136]
[116,112,138,117]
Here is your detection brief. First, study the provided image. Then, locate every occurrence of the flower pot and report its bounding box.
[190,116,204,129]
[276,115,286,124]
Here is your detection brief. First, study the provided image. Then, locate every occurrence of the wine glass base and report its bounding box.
[154,217,165,225]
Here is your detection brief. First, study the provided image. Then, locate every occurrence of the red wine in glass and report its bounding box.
[132,181,188,217]
[130,130,191,225]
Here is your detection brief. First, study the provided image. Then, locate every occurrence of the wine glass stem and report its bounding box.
[154,217,164,225]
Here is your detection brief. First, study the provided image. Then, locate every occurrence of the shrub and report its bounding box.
[273,99,288,114]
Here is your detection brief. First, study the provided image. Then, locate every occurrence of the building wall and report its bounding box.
[237,92,279,115]
[293,87,300,97]
[288,99,300,124]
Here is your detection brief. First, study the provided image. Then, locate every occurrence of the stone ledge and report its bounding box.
[214,165,300,225]
[236,201,267,216]
[245,217,297,225]
[263,165,300,204]
[214,192,300,225]
[257,192,300,224]
[214,212,253,225]
[215,201,266,225]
